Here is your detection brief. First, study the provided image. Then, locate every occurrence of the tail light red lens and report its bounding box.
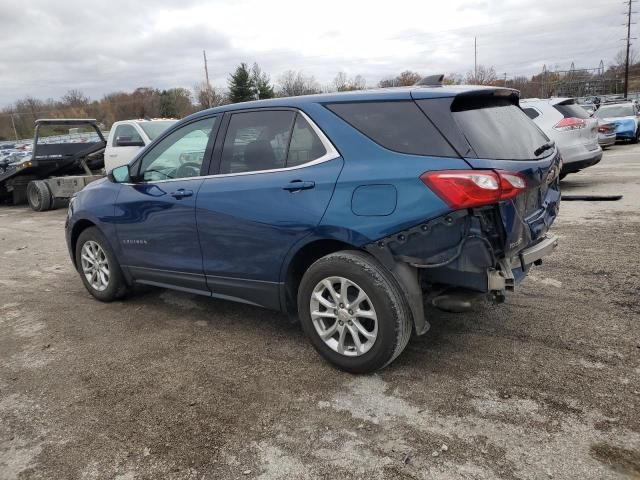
[421,170,527,209]
[553,117,586,131]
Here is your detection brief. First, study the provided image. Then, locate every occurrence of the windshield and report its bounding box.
[138,121,176,140]
[595,105,635,118]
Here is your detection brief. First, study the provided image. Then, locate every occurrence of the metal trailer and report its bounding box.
[0,119,106,211]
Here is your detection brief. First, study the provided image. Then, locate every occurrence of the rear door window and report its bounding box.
[451,100,551,160]
[325,101,457,157]
[220,111,296,174]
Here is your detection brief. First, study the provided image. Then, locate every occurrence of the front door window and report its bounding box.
[138,117,217,181]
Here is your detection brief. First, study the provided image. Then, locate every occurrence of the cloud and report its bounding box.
[0,0,627,106]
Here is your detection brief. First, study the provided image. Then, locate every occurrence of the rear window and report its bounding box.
[451,99,551,160]
[553,102,590,119]
[325,101,457,157]
[595,104,636,118]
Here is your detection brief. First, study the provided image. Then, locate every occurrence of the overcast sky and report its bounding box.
[0,0,630,106]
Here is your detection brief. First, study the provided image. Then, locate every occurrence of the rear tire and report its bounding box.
[75,227,129,302]
[297,250,413,373]
[26,180,52,211]
[632,129,640,144]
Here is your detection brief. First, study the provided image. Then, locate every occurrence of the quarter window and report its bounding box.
[522,107,540,120]
[286,114,327,167]
[138,117,216,181]
[220,111,296,174]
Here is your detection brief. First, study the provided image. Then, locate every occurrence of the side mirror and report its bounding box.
[115,136,145,147]
[109,165,131,183]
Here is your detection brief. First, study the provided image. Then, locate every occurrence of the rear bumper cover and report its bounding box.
[520,234,558,265]
[365,210,559,335]
[598,133,616,147]
[561,152,602,174]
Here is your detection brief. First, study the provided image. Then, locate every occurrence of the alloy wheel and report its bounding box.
[80,240,110,292]
[309,276,378,357]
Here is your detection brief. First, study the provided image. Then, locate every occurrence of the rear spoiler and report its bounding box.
[450,89,520,111]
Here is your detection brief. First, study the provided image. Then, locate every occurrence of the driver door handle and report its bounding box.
[170,189,193,199]
[283,180,315,192]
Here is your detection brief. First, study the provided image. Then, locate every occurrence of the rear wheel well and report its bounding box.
[284,239,359,316]
[70,220,97,266]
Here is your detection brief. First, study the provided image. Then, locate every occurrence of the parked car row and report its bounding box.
[521,98,602,178]
[66,81,561,373]
[522,97,639,178]
[594,102,640,143]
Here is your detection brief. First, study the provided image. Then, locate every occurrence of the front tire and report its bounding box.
[75,227,128,302]
[633,129,640,144]
[297,251,413,373]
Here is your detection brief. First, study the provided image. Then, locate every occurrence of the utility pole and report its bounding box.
[474,36,478,84]
[503,72,507,87]
[202,50,213,108]
[10,113,19,141]
[624,0,635,99]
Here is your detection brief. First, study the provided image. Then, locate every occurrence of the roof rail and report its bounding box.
[414,74,444,87]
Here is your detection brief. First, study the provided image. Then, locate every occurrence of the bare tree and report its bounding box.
[612,48,638,71]
[333,72,366,91]
[378,70,421,88]
[61,89,89,108]
[443,73,463,85]
[466,65,497,85]
[193,82,225,110]
[277,70,321,97]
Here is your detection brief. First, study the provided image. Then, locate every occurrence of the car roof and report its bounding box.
[520,97,573,106]
[184,85,516,122]
[599,102,635,107]
[113,118,176,124]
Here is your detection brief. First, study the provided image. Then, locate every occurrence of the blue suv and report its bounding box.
[65,84,560,373]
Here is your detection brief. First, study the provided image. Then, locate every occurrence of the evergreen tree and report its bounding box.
[228,63,254,103]
[251,63,275,99]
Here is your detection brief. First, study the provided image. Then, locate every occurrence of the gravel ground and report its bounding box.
[1,145,639,480]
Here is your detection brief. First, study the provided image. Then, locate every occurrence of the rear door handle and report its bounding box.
[170,189,193,199]
[283,180,315,192]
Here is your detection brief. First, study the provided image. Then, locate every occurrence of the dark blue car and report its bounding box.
[65,84,560,372]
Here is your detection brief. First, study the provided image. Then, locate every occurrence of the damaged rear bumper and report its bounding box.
[365,209,558,335]
[488,233,558,294]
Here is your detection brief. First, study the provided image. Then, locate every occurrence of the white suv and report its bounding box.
[521,98,602,178]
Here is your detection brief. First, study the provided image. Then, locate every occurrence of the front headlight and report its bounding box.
[67,195,76,217]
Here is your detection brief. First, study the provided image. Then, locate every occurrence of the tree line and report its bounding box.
[2,49,639,141]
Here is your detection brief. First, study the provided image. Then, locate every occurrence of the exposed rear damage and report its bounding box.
[367,210,559,334]
[367,149,562,335]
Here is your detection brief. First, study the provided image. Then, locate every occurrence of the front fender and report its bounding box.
[66,179,122,262]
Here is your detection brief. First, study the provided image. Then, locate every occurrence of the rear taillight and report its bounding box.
[553,117,586,131]
[421,170,527,209]
[598,125,612,133]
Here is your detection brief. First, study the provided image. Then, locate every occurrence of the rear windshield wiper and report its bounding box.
[534,141,555,157]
